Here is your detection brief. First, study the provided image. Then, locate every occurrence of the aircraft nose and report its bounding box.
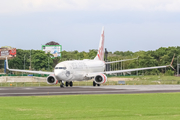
[54,63,67,80]
[54,69,60,76]
[54,70,62,80]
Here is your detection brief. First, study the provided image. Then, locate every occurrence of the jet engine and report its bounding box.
[47,74,58,85]
[94,74,107,84]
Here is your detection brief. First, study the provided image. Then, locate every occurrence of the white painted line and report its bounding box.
[0,89,179,95]
[0,90,141,95]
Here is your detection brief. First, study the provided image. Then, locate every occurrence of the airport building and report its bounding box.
[0,47,16,73]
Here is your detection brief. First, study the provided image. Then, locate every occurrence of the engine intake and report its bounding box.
[47,74,58,85]
[94,74,107,84]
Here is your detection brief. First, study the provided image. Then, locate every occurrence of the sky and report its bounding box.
[0,0,180,52]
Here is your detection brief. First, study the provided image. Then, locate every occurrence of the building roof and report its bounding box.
[45,41,59,45]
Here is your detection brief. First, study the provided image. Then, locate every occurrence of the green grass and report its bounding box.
[110,75,180,80]
[1,93,180,120]
[109,75,180,85]
[0,75,180,87]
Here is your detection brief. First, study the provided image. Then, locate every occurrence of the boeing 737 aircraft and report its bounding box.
[6,27,174,87]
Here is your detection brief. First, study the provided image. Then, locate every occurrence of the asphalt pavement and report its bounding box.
[0,85,180,96]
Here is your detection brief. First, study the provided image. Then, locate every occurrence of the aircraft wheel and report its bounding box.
[60,84,64,88]
[97,84,100,86]
[93,81,96,86]
[70,81,73,87]
[66,81,69,87]
[60,82,64,88]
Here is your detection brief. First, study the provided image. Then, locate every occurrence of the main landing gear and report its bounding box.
[59,81,73,88]
[65,81,73,87]
[93,81,100,87]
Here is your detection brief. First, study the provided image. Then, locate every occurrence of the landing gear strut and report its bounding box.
[60,81,64,88]
[93,81,96,86]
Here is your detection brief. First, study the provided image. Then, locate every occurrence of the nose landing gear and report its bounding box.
[60,80,64,88]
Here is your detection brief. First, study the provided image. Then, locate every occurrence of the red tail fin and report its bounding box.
[94,27,105,61]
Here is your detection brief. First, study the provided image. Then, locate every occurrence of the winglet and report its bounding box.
[170,54,175,70]
[6,57,9,70]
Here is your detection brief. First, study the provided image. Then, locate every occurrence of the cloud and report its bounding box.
[0,0,180,15]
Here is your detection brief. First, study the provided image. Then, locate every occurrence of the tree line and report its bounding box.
[4,46,180,75]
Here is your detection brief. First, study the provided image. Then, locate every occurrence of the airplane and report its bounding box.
[6,27,175,88]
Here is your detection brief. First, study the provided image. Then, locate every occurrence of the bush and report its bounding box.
[165,70,174,76]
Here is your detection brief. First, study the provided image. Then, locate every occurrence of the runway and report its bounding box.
[0,85,180,96]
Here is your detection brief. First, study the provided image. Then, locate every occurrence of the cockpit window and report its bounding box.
[59,67,66,69]
[55,67,66,70]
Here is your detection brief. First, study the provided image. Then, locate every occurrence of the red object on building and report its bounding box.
[9,48,16,56]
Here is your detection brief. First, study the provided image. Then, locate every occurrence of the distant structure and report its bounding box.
[105,48,108,62]
[0,47,16,60]
[105,48,110,71]
[42,41,62,58]
[0,46,16,73]
[45,41,60,45]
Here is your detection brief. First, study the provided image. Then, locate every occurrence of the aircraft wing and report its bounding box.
[86,65,170,77]
[103,65,169,74]
[105,57,138,64]
[6,58,53,75]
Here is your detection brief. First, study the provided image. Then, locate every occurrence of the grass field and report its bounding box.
[0,93,180,120]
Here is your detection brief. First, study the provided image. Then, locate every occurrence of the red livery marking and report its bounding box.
[101,74,106,83]
[98,54,101,60]
[56,80,58,84]
[98,31,104,61]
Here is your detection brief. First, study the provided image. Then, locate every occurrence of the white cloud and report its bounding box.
[0,0,180,15]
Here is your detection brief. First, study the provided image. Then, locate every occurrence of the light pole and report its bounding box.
[24,54,26,70]
[48,56,49,71]
[177,55,180,76]
[30,50,31,70]
[121,59,122,75]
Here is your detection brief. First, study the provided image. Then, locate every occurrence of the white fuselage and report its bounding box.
[54,59,105,81]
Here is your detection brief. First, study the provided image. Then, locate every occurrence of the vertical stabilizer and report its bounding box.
[94,27,105,61]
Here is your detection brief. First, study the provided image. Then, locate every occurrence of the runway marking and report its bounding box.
[0,90,140,95]
[1,89,180,96]
[23,88,35,90]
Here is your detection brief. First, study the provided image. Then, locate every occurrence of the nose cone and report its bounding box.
[54,69,61,77]
[54,63,66,80]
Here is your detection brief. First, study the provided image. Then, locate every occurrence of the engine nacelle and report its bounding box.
[94,74,107,84]
[47,74,58,85]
